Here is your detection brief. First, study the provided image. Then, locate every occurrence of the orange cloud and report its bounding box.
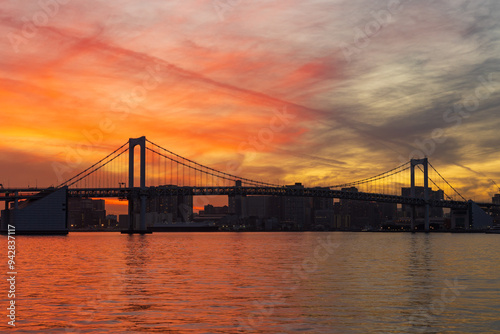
[1,0,499,203]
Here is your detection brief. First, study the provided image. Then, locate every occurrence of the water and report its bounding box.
[2,232,499,333]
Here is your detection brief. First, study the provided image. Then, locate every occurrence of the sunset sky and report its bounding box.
[1,0,499,207]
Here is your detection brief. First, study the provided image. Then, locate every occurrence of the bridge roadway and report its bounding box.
[1,186,497,210]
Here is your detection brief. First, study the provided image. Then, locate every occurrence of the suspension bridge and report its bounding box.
[1,136,498,233]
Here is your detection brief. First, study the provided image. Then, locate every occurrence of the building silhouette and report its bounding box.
[492,194,500,225]
[401,186,444,218]
[281,183,311,230]
[128,186,193,225]
[1,187,68,234]
[68,198,106,229]
[334,187,396,230]
[144,193,193,223]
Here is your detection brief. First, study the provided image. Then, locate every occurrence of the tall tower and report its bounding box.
[410,158,430,231]
[128,136,147,232]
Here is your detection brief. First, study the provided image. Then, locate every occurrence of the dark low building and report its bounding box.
[1,187,68,234]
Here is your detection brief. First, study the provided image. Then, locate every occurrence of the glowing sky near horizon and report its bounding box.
[1,0,500,203]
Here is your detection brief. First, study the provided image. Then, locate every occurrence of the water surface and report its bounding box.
[2,232,499,333]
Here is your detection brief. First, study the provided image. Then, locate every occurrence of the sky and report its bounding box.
[1,0,500,206]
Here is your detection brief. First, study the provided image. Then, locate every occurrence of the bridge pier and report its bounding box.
[410,158,430,232]
[140,195,146,231]
[411,206,416,231]
[424,204,430,232]
[410,165,416,231]
[122,136,151,235]
[423,159,430,232]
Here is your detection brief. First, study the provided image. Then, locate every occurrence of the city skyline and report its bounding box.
[1,0,500,204]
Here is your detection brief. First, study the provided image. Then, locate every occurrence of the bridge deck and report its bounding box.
[2,187,496,210]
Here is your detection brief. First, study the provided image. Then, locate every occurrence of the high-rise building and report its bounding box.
[335,187,396,229]
[492,194,500,225]
[401,187,444,218]
[311,187,334,229]
[493,194,500,205]
[68,198,106,229]
[281,183,312,230]
[228,180,247,218]
[144,192,193,222]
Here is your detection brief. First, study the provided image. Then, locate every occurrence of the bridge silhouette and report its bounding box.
[1,136,498,233]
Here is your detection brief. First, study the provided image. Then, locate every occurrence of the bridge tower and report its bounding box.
[410,158,430,231]
[128,136,148,233]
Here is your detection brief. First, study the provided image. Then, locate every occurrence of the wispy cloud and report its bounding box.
[0,0,499,200]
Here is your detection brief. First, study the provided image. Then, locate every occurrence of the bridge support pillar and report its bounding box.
[122,136,151,234]
[411,206,416,231]
[410,158,430,232]
[140,195,146,231]
[410,166,416,231]
[423,158,430,231]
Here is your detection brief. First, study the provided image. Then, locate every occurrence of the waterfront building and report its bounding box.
[68,198,106,229]
[1,187,68,234]
[401,186,445,218]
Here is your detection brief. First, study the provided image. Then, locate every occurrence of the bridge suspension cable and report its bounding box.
[55,138,470,205]
[146,147,243,186]
[57,142,129,188]
[414,164,453,200]
[146,139,280,187]
[329,161,410,190]
[427,162,467,201]
[65,147,129,188]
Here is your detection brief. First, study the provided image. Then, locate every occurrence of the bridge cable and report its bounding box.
[428,162,467,201]
[57,142,128,188]
[146,146,269,187]
[329,161,410,189]
[416,165,454,201]
[146,147,250,185]
[65,147,129,188]
[146,140,280,187]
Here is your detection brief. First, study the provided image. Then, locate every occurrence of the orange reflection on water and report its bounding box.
[1,232,499,333]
